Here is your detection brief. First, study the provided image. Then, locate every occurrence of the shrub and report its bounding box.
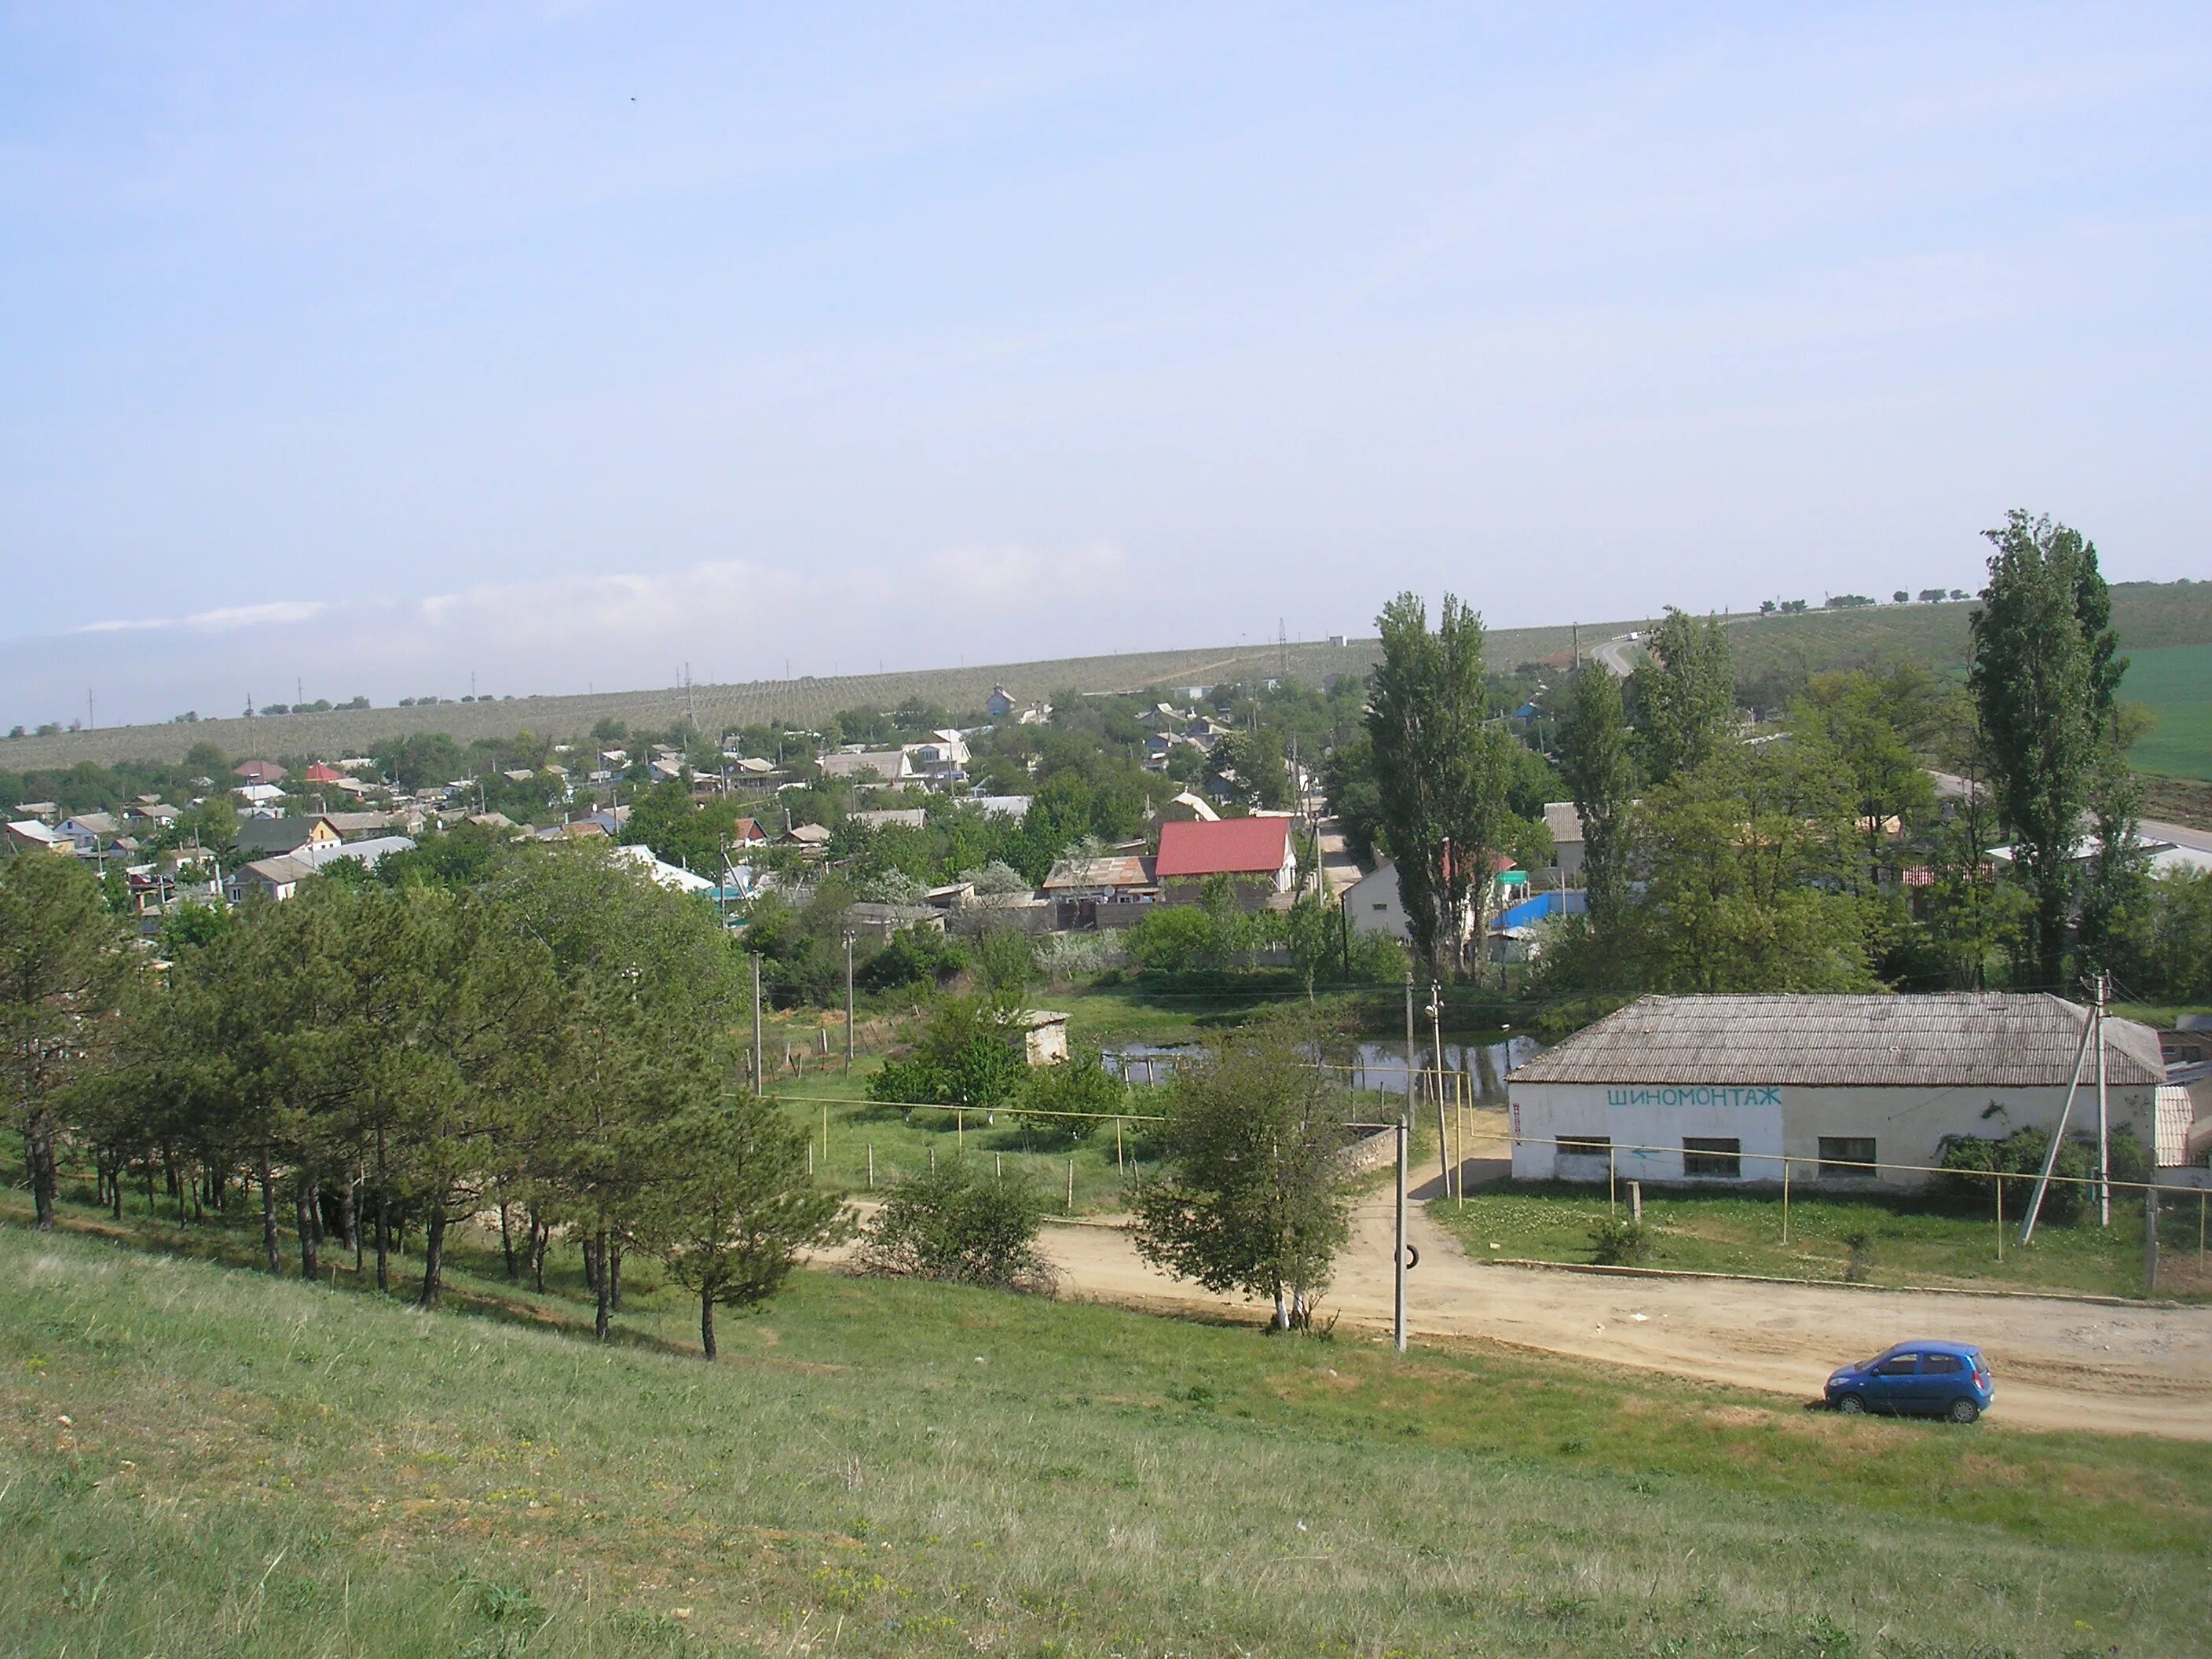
[1588,1218,1654,1266]
[1841,1225,1877,1283]
[1937,1128,2094,1225]
[857,1161,1055,1292]
[1019,1046,1125,1139]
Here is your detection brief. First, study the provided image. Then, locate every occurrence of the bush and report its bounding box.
[1019,1046,1125,1138]
[857,1161,1055,1292]
[1588,1218,1654,1266]
[1937,1128,2094,1225]
[858,924,966,992]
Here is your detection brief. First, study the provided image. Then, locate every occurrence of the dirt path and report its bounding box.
[1029,1197,2212,1439]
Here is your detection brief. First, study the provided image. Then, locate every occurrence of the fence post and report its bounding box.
[1115,1117,1124,1173]
[1068,1159,1075,1214]
[867,1144,874,1191]
[1781,1157,1790,1245]
[1994,1170,2003,1262]
[1628,1180,1642,1223]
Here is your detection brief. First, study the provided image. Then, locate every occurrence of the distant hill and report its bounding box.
[0,616,1657,770]
[1726,580,2212,694]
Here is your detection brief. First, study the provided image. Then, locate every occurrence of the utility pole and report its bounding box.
[751,950,764,1093]
[1402,973,1417,1126]
[2020,988,2101,1245]
[2094,971,2111,1228]
[844,931,855,1077]
[1430,980,1450,1197]
[1393,1119,1408,1354]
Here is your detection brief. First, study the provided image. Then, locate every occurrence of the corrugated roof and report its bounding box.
[1155,816,1293,877]
[1043,855,1155,891]
[1508,994,2166,1089]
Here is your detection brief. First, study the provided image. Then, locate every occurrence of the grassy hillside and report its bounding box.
[4,1220,2209,1657]
[0,617,1651,771]
[2122,643,2212,782]
[1726,579,2211,695]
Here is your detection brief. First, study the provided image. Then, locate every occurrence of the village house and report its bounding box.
[58,812,123,855]
[4,819,71,853]
[902,729,970,782]
[1343,854,1522,950]
[1507,993,2196,1189]
[235,815,346,859]
[233,760,287,786]
[1154,817,1298,905]
[819,749,917,786]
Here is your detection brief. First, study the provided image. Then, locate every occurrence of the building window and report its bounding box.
[1818,1137,1877,1178]
[1557,1135,1611,1158]
[1681,1137,1741,1179]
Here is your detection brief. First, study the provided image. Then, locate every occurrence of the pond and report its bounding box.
[1102,1034,1544,1103]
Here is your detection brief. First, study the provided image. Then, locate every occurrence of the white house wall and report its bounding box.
[1508,1079,2159,1188]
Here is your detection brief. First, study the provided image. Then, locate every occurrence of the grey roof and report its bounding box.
[1542,801,1585,846]
[1508,994,2166,1089]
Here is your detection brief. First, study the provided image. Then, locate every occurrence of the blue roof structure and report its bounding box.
[1491,888,1587,932]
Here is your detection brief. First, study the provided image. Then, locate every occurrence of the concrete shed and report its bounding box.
[1506,993,2164,1189]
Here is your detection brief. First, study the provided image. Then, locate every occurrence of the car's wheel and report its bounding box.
[1836,1393,1866,1415]
[1947,1398,1979,1425]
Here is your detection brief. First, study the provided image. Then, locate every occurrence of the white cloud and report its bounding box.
[5,544,1152,727]
[73,600,331,635]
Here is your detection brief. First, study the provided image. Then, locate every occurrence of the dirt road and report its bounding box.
[1029,1196,2212,1439]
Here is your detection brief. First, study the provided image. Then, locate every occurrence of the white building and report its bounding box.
[1507,993,2173,1188]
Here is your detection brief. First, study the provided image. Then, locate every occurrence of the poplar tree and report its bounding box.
[1557,665,1635,928]
[1366,592,1514,979]
[1968,511,2122,985]
[1629,609,1736,784]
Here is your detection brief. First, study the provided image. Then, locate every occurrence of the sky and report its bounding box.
[3,2,2209,728]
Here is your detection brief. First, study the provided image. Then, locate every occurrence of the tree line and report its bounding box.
[1,847,842,1360]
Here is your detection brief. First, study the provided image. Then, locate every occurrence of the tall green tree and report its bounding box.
[1968,511,2122,984]
[1366,593,1515,978]
[1557,665,1635,928]
[1788,672,1937,887]
[1628,609,1736,784]
[494,847,745,1341]
[0,854,128,1229]
[1134,1017,1353,1331]
[1616,742,1877,994]
[629,1092,846,1360]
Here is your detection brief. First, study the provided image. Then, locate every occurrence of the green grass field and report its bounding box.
[6,1214,2212,1658]
[1430,1181,2212,1302]
[2122,642,2212,782]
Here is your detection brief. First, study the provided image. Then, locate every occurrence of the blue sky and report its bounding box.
[3,3,2208,725]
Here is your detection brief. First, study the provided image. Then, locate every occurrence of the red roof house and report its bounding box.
[302,762,348,785]
[1155,817,1298,897]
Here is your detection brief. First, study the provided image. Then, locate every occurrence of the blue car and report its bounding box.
[1826,1340,1994,1423]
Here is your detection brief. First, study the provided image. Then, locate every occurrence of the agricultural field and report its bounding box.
[1723,578,2211,698]
[2120,642,2212,782]
[0,617,1650,772]
[1429,1178,2212,1302]
[6,1213,2210,1657]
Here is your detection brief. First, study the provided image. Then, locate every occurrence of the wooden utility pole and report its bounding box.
[750,951,764,1094]
[844,932,855,1077]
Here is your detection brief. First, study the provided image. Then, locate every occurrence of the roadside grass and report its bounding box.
[2121,642,2212,782]
[1431,1181,2212,1302]
[6,1218,2212,1659]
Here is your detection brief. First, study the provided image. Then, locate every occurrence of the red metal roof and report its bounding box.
[1155,816,1293,878]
